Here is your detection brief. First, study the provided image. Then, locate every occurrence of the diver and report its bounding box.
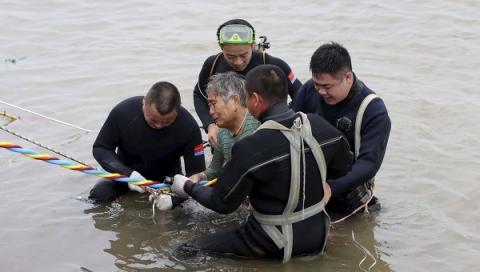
[292,42,391,219]
[172,64,352,262]
[193,19,302,147]
[89,81,206,209]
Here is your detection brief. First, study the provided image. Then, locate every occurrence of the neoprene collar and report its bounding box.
[258,103,296,123]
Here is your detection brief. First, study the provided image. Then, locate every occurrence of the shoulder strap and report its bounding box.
[197,53,223,100]
[354,94,378,158]
[257,119,289,131]
[209,53,223,77]
[253,113,329,263]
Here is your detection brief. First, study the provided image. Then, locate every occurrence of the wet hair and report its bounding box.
[206,72,246,106]
[216,19,255,43]
[145,81,181,115]
[245,64,288,105]
[310,42,352,79]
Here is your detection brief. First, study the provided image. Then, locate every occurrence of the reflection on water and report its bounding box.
[84,195,248,270]
[84,193,391,271]
[2,0,480,270]
[325,214,392,272]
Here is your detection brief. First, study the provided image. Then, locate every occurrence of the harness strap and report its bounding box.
[253,199,327,225]
[257,119,297,261]
[254,113,329,262]
[209,52,223,77]
[354,94,377,158]
[261,224,288,248]
[330,94,378,223]
[355,93,378,190]
[196,53,225,101]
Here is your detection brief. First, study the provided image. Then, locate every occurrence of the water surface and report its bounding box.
[1,1,479,271]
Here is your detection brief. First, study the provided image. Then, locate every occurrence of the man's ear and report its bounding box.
[253,92,269,114]
[255,92,266,108]
[345,71,354,84]
[246,91,264,119]
[250,92,260,107]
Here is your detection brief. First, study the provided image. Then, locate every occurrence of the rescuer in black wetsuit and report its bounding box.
[194,19,302,147]
[171,65,352,262]
[89,81,206,205]
[292,42,391,216]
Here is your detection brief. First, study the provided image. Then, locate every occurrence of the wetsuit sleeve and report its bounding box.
[185,140,254,214]
[193,56,216,130]
[181,121,207,176]
[92,107,133,176]
[328,99,391,195]
[268,55,302,99]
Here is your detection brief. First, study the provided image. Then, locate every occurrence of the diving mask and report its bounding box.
[218,24,254,45]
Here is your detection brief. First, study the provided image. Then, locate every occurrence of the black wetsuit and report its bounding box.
[193,52,302,130]
[178,104,352,260]
[292,75,391,213]
[89,96,206,202]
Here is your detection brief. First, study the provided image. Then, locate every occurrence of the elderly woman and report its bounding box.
[190,71,260,182]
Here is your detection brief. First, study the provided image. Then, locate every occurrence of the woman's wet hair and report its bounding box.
[206,71,247,106]
[310,42,352,79]
[216,19,255,43]
[245,64,288,105]
[145,81,181,115]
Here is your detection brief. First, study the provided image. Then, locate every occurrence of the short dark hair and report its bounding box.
[310,42,352,79]
[216,19,256,43]
[245,64,288,105]
[145,81,181,115]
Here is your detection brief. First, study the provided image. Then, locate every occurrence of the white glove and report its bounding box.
[149,194,173,211]
[171,174,190,198]
[128,171,146,193]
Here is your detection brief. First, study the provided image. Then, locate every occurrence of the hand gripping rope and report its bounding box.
[1,107,218,220]
[0,141,170,188]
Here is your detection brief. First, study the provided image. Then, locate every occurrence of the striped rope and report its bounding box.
[0,141,217,191]
[0,125,90,165]
[0,141,170,190]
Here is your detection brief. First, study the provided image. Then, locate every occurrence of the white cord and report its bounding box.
[352,230,377,272]
[0,99,95,133]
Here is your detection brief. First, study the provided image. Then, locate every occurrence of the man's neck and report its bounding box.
[258,103,295,123]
